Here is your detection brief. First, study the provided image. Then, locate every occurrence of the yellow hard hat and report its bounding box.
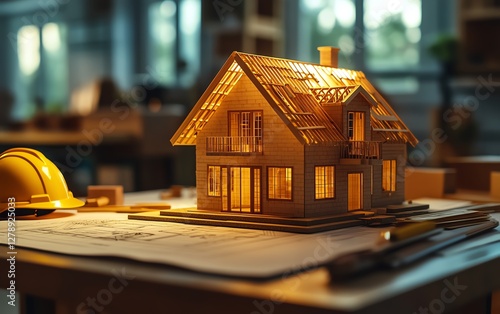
[0,148,84,213]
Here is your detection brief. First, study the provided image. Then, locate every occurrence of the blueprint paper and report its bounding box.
[1,211,380,278]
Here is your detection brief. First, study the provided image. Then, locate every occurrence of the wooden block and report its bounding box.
[85,197,109,207]
[405,168,456,200]
[491,172,500,198]
[87,185,124,205]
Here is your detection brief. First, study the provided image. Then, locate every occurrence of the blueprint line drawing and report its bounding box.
[1,214,382,277]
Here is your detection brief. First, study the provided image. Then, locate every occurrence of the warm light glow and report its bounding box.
[315,166,335,199]
[268,167,292,200]
[348,173,363,211]
[348,112,365,141]
[383,160,397,192]
[18,25,40,76]
[208,166,221,196]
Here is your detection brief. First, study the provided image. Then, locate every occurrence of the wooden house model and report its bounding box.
[171,47,418,218]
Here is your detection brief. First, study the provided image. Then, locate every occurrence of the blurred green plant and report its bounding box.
[428,34,458,64]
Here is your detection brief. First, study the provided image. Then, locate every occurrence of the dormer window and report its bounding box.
[347,111,365,141]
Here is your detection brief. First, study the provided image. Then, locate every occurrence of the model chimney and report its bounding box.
[318,46,340,67]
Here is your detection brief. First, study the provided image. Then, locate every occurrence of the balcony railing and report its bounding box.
[206,136,263,154]
[341,141,381,159]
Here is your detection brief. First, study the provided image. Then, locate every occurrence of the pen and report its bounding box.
[327,222,441,279]
[387,221,436,242]
[385,220,499,268]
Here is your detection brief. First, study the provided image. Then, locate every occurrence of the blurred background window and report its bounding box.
[148,1,177,86]
[42,23,69,113]
[14,22,68,120]
[148,0,201,87]
[364,0,421,71]
[298,0,356,68]
[298,0,423,94]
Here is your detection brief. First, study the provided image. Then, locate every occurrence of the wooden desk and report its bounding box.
[1,241,499,313]
[1,191,499,313]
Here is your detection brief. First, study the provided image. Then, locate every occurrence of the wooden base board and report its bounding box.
[129,208,366,233]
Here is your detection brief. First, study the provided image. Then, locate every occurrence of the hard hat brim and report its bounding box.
[0,196,85,212]
[16,197,85,209]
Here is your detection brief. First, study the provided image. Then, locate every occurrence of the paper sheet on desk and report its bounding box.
[0,215,381,278]
[408,198,472,211]
[438,212,500,255]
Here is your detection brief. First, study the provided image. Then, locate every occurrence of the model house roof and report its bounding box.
[171,50,418,146]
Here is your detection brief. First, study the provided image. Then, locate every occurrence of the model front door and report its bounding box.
[348,173,363,211]
[222,167,261,213]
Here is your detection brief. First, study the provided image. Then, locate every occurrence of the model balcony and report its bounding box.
[341,141,381,159]
[206,136,263,154]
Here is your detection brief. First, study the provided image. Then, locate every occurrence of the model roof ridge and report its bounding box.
[171,50,418,147]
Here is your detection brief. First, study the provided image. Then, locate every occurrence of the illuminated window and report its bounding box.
[315,166,335,199]
[229,111,263,153]
[382,160,397,192]
[208,166,221,196]
[347,112,365,141]
[268,167,292,200]
[229,111,263,137]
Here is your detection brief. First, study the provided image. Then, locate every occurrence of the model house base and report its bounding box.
[130,208,367,233]
[129,203,431,233]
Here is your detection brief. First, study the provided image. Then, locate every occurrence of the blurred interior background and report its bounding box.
[0,0,499,196]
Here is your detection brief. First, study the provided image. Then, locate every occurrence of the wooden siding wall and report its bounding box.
[195,75,306,217]
[305,142,373,217]
[371,143,407,207]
